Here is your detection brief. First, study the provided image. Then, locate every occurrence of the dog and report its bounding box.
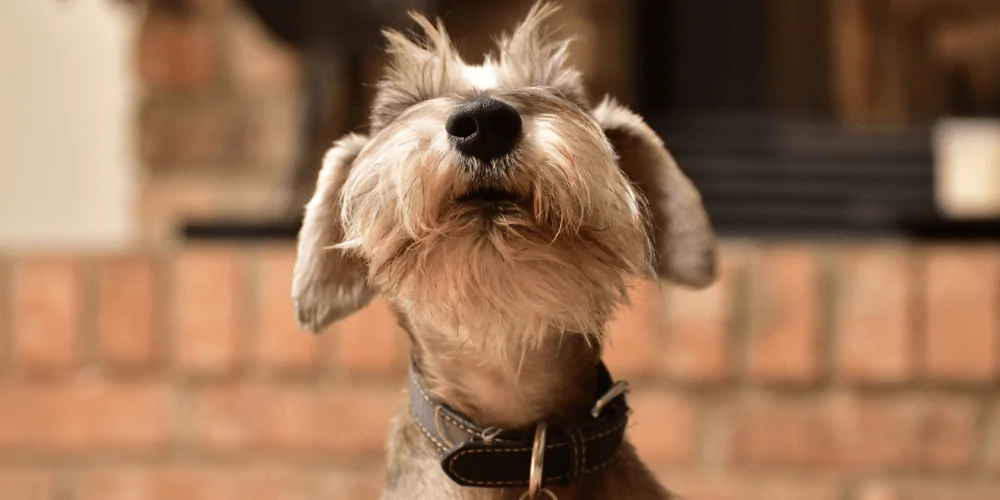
[292,3,716,498]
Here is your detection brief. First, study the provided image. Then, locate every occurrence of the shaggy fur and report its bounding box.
[293,3,716,499]
[341,88,651,361]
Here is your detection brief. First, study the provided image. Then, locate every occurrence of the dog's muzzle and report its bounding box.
[408,357,631,492]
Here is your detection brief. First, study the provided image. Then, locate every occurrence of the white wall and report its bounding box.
[0,0,136,250]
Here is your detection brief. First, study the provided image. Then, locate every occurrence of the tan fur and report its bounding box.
[592,97,717,287]
[341,88,651,361]
[293,3,714,498]
[495,3,589,107]
[293,134,374,332]
[370,3,588,133]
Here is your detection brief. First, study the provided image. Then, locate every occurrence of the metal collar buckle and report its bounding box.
[591,380,630,418]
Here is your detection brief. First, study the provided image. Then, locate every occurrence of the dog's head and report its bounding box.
[293,3,715,347]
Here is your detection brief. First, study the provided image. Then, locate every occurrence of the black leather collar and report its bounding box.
[408,357,631,488]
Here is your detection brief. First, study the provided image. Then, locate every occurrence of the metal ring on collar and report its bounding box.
[529,422,548,499]
[519,488,557,500]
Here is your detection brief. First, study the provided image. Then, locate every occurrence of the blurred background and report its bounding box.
[1,0,999,498]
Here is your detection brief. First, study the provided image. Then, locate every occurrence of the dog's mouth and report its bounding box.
[456,187,520,205]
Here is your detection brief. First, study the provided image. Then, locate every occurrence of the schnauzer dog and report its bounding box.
[292,3,716,499]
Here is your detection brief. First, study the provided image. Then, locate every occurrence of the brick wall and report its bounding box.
[136,0,304,245]
[0,242,998,499]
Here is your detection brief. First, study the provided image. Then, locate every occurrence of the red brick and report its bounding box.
[141,101,297,176]
[174,248,242,375]
[11,259,82,373]
[254,248,319,372]
[747,247,822,384]
[827,393,979,472]
[628,390,699,464]
[924,247,1000,383]
[78,466,311,500]
[733,392,979,472]
[835,246,916,383]
[606,280,664,378]
[660,472,841,500]
[139,181,218,245]
[86,467,223,500]
[0,262,9,372]
[227,8,302,95]
[0,469,56,500]
[314,468,386,500]
[854,480,1000,500]
[316,387,404,456]
[190,383,316,453]
[194,384,401,457]
[986,402,1000,474]
[661,247,743,383]
[138,14,219,90]
[97,257,158,368]
[139,99,239,169]
[732,395,832,467]
[915,396,981,472]
[240,98,301,172]
[228,467,312,500]
[826,393,916,470]
[332,299,406,376]
[854,480,899,500]
[77,468,140,500]
[0,380,171,453]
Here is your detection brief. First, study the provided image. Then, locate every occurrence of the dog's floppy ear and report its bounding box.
[293,134,375,332]
[593,97,717,288]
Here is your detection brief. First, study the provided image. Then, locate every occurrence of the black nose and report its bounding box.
[446,98,522,161]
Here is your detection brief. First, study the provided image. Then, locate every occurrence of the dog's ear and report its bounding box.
[293,134,375,333]
[593,97,717,288]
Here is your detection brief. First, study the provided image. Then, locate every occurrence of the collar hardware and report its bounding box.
[408,357,631,489]
[591,380,630,418]
[528,422,549,499]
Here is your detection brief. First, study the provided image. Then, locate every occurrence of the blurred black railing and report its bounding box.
[653,112,941,238]
[184,111,1000,242]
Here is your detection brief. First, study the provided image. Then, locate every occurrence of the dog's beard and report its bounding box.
[340,101,653,358]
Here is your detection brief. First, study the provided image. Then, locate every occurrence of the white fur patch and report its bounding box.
[462,64,498,89]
